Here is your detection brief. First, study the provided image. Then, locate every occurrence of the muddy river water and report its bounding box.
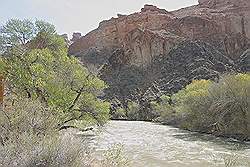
[84,121,250,167]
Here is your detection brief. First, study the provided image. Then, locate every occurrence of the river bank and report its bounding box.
[111,73,250,142]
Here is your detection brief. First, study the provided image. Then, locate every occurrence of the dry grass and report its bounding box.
[0,97,129,167]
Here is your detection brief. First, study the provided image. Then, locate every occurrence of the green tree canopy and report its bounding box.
[0,19,110,129]
[0,19,56,53]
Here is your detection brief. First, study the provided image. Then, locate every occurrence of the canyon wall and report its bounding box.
[69,0,250,105]
[69,0,250,66]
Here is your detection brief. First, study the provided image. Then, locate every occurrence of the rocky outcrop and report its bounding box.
[172,0,250,59]
[99,40,236,105]
[152,41,235,94]
[69,0,250,106]
[71,32,82,43]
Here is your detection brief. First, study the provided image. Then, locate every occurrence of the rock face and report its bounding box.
[100,41,235,101]
[71,32,82,43]
[237,49,250,72]
[69,0,250,106]
[69,0,250,65]
[198,0,249,8]
[152,41,235,93]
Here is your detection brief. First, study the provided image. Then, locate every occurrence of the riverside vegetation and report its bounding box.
[0,19,249,167]
[112,73,250,141]
[157,74,250,140]
[0,19,127,167]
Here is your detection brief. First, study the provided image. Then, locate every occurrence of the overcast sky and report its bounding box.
[0,0,198,37]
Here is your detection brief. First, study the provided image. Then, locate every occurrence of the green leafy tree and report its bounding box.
[0,19,56,52]
[0,19,110,129]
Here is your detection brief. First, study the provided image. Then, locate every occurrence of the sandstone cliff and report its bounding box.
[69,0,250,107]
[69,0,250,66]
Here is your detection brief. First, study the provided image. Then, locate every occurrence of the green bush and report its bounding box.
[151,95,175,122]
[172,73,250,140]
[207,73,250,139]
[127,102,140,120]
[111,100,158,121]
[172,79,213,130]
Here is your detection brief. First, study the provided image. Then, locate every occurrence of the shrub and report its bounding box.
[0,97,94,167]
[0,131,94,167]
[100,144,129,167]
[207,73,250,139]
[151,95,175,122]
[172,79,213,130]
[0,97,59,146]
[127,102,140,120]
[171,73,250,140]
[0,97,132,167]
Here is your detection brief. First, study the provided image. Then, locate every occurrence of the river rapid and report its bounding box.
[81,121,250,167]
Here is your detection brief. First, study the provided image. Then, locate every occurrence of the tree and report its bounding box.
[0,19,56,54]
[0,19,110,129]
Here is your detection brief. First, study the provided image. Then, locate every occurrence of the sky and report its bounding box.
[0,0,198,37]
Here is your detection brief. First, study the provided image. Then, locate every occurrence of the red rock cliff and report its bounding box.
[69,0,250,66]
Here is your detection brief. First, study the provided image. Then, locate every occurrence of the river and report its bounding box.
[81,121,250,167]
